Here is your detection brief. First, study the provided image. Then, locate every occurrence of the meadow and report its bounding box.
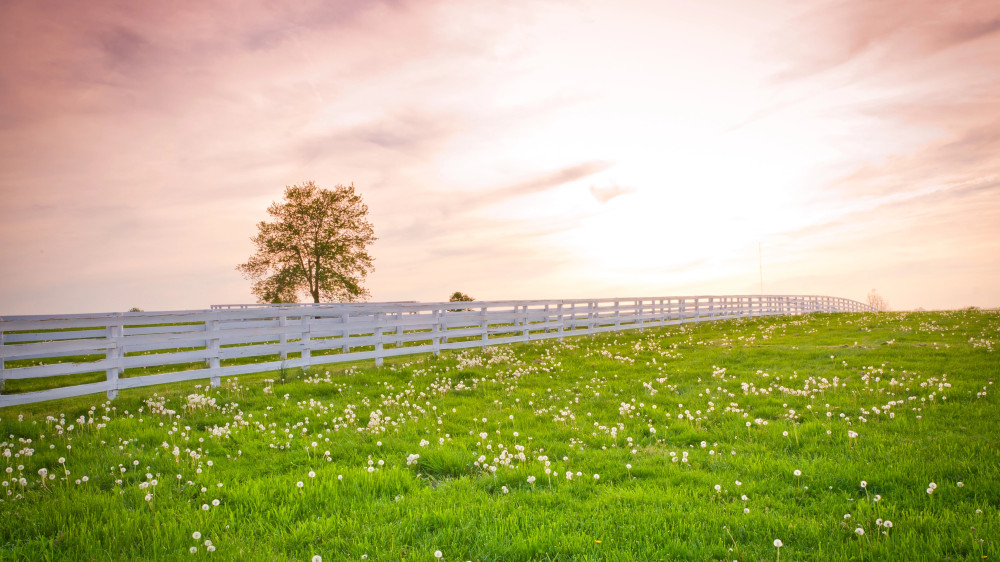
[1,310,998,561]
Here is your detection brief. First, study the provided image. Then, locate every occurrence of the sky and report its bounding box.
[1,0,999,314]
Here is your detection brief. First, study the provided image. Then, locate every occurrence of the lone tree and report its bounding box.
[237,182,376,303]
[449,291,475,302]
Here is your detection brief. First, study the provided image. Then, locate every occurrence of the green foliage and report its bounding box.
[2,310,998,560]
[237,181,376,304]
[449,291,475,302]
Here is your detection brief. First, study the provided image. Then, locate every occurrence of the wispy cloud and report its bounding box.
[588,182,635,203]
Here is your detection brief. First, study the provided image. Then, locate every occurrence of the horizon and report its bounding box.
[2,0,999,315]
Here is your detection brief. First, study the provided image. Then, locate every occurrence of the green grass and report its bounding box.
[1,310,998,561]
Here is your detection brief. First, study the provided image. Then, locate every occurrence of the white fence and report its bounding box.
[0,295,871,408]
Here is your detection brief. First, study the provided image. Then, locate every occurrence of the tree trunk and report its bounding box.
[311,290,320,303]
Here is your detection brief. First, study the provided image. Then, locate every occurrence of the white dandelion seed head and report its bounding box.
[774,539,783,548]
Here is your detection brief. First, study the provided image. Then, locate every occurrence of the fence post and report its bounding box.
[558,303,565,341]
[614,300,621,332]
[480,306,489,348]
[374,311,384,367]
[106,313,124,400]
[209,312,221,388]
[279,311,288,361]
[521,304,529,341]
[396,311,404,350]
[0,326,5,393]
[432,309,441,356]
[301,314,312,368]
[340,313,350,354]
[637,299,644,333]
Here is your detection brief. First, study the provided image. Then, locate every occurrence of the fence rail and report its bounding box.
[0,294,871,408]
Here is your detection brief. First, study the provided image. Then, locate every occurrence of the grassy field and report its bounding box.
[1,310,998,561]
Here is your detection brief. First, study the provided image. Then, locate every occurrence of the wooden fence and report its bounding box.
[0,294,871,408]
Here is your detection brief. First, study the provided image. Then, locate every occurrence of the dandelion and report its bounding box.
[308,471,315,478]
[593,474,600,480]
[860,481,867,488]
[928,482,937,490]
[434,550,443,558]
[526,476,535,484]
[313,556,322,562]
[190,546,197,554]
[855,527,864,536]
[793,469,801,477]
[212,499,220,506]
[193,532,201,540]
[744,507,750,514]
[201,504,209,511]
[957,481,964,488]
[774,539,783,547]
[883,520,893,528]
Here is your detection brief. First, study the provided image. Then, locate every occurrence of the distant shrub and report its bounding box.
[867,289,889,312]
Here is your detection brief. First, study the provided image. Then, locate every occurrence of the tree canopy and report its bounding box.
[449,291,475,302]
[237,182,376,303]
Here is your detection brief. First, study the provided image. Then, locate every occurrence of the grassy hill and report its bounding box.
[1,310,998,560]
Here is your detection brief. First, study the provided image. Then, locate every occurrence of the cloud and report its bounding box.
[768,0,1000,81]
[588,183,635,203]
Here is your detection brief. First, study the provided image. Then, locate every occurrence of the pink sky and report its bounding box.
[1,0,998,314]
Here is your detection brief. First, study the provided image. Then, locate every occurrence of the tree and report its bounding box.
[867,289,890,312]
[449,291,475,302]
[237,182,376,303]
